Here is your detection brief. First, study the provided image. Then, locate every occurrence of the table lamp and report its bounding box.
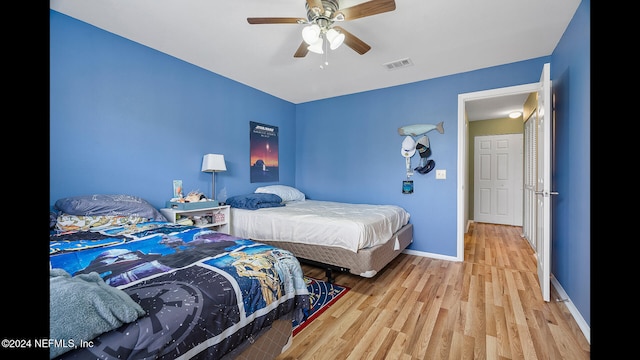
[201,154,226,205]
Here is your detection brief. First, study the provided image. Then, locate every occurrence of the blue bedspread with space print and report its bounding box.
[49,224,309,359]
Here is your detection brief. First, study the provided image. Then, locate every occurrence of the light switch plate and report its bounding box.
[436,169,446,179]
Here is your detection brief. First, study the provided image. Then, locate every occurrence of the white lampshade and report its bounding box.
[302,24,321,45]
[202,154,226,202]
[307,37,324,54]
[326,28,345,50]
[202,154,226,172]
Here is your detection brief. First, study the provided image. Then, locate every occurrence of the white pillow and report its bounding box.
[255,185,305,203]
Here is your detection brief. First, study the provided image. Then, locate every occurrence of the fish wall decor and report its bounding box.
[398,121,444,137]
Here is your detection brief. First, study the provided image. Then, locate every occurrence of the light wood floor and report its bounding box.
[276,222,590,360]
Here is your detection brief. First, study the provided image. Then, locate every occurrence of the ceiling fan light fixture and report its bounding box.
[307,38,324,54]
[326,28,345,50]
[302,24,321,45]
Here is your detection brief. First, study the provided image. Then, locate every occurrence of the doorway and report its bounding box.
[456,82,539,261]
[458,64,552,301]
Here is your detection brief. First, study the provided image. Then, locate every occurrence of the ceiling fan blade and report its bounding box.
[338,0,396,21]
[294,41,309,58]
[247,17,304,24]
[306,0,324,14]
[334,26,371,55]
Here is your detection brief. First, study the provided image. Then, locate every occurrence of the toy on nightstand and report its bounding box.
[170,190,207,204]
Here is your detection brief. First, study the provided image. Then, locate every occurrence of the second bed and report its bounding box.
[229,199,413,282]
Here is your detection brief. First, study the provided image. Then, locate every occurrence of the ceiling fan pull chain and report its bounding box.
[320,35,329,69]
[324,37,329,67]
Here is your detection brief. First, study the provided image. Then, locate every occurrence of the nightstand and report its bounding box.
[160,205,230,233]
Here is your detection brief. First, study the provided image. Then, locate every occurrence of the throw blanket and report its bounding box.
[226,193,285,210]
[49,269,145,359]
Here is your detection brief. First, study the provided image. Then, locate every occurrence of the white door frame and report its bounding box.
[457,83,539,261]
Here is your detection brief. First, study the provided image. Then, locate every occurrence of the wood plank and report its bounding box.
[276,223,589,360]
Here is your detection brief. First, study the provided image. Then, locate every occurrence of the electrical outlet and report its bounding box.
[436,169,446,179]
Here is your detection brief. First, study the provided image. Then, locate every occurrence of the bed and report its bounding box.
[49,194,310,360]
[226,186,413,283]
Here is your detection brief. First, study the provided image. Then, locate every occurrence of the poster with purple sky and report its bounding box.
[250,121,279,183]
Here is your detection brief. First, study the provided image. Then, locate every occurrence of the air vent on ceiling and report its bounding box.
[383,58,413,71]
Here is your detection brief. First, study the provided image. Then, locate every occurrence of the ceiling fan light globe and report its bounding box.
[302,24,321,45]
[307,38,324,54]
[326,28,345,50]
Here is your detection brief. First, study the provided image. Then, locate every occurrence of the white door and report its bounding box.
[536,63,554,302]
[474,134,523,226]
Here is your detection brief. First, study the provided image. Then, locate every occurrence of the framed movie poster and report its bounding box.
[250,121,279,183]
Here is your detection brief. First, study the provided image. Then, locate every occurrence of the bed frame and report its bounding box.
[256,223,413,283]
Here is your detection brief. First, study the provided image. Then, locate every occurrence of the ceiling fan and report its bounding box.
[247,0,396,58]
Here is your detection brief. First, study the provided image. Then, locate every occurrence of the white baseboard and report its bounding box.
[550,275,590,344]
[403,249,459,262]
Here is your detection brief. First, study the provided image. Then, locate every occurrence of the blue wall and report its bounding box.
[50,0,589,329]
[50,11,297,207]
[549,0,590,327]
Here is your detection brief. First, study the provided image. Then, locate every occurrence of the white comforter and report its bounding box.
[230,200,410,253]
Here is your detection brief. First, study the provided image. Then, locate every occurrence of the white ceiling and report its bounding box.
[465,92,530,122]
[50,0,581,121]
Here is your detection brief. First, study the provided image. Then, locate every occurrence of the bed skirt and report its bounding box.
[257,223,413,281]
